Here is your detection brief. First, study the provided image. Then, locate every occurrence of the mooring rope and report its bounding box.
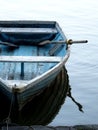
[5,86,15,130]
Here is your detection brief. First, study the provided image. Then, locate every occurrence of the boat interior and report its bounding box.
[0,21,67,80]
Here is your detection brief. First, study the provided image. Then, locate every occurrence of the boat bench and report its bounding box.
[0,56,62,76]
[0,27,57,34]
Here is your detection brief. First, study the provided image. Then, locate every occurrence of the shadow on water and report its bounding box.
[0,67,83,126]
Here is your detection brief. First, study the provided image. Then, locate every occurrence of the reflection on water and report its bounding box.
[67,86,83,113]
[0,67,83,126]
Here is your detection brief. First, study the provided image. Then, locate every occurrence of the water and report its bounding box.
[0,0,98,126]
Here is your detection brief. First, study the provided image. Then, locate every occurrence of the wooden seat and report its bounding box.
[0,56,62,63]
[0,56,62,76]
[0,27,57,34]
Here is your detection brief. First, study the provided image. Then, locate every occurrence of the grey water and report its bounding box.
[0,0,98,126]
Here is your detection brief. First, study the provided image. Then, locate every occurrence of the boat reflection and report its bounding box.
[67,86,84,113]
[0,66,83,126]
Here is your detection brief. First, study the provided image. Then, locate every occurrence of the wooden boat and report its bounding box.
[0,20,87,112]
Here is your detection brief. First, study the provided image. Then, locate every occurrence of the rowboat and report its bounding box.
[0,20,87,113]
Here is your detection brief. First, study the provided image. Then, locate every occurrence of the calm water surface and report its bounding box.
[0,0,98,126]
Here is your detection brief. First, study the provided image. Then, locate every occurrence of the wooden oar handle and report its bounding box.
[67,39,88,45]
[0,40,19,48]
[39,39,88,45]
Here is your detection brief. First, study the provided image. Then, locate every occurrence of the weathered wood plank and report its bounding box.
[0,27,57,34]
[0,56,62,63]
[2,125,98,130]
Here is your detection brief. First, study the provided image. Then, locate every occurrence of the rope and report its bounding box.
[5,86,14,130]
